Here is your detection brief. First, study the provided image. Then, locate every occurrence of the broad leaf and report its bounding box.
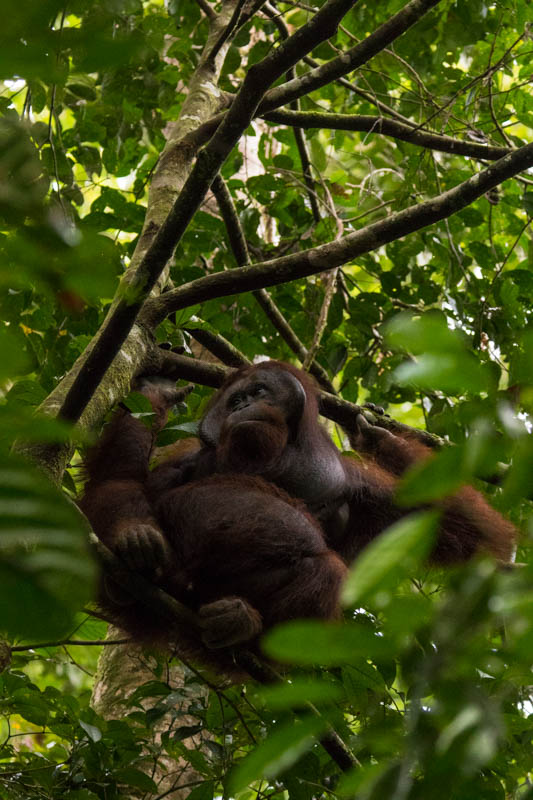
[0,455,96,639]
[341,512,438,606]
[228,715,327,794]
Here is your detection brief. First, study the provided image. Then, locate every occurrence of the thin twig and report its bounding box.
[11,638,131,651]
[411,29,527,133]
[207,0,248,63]
[263,2,321,222]
[303,268,338,371]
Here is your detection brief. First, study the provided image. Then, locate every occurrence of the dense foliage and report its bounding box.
[1,0,532,797]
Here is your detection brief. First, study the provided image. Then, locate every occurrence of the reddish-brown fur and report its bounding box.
[80,361,516,664]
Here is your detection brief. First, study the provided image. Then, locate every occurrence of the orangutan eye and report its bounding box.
[228,392,245,410]
[252,383,268,397]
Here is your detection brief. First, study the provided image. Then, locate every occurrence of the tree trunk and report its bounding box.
[92,631,208,799]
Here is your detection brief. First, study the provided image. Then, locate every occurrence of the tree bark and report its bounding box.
[92,637,208,800]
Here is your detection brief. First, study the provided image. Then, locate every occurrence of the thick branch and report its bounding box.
[53,2,240,428]
[159,351,228,387]
[259,0,444,112]
[262,109,511,160]
[143,143,533,323]
[56,0,361,425]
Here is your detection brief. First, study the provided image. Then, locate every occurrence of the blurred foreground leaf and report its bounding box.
[263,619,393,665]
[0,455,96,639]
[228,714,327,794]
[341,511,438,606]
[256,677,344,710]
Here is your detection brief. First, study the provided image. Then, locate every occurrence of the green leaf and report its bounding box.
[123,391,153,414]
[385,312,464,355]
[262,620,392,665]
[12,688,49,725]
[4,379,47,407]
[385,313,490,394]
[499,436,533,509]
[524,192,533,216]
[187,782,214,800]
[114,768,158,793]
[0,455,96,639]
[227,715,327,794]
[129,680,172,704]
[0,326,32,379]
[342,661,386,697]
[256,678,344,710]
[396,446,466,504]
[79,719,102,742]
[394,352,488,394]
[341,512,438,606]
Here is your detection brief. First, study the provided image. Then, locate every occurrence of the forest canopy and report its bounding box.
[0,0,533,798]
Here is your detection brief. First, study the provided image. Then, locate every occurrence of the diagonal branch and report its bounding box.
[302,267,339,371]
[142,143,533,324]
[263,2,321,222]
[206,0,248,63]
[259,0,444,113]
[185,327,251,367]
[195,0,217,19]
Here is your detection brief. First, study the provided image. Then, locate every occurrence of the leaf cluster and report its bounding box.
[0,0,533,797]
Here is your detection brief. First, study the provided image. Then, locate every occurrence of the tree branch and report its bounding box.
[184,328,251,367]
[11,638,131,651]
[195,0,217,19]
[159,351,228,388]
[303,267,338,371]
[143,143,533,324]
[262,108,511,160]
[206,0,248,63]
[175,1,506,168]
[252,290,336,393]
[263,2,321,222]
